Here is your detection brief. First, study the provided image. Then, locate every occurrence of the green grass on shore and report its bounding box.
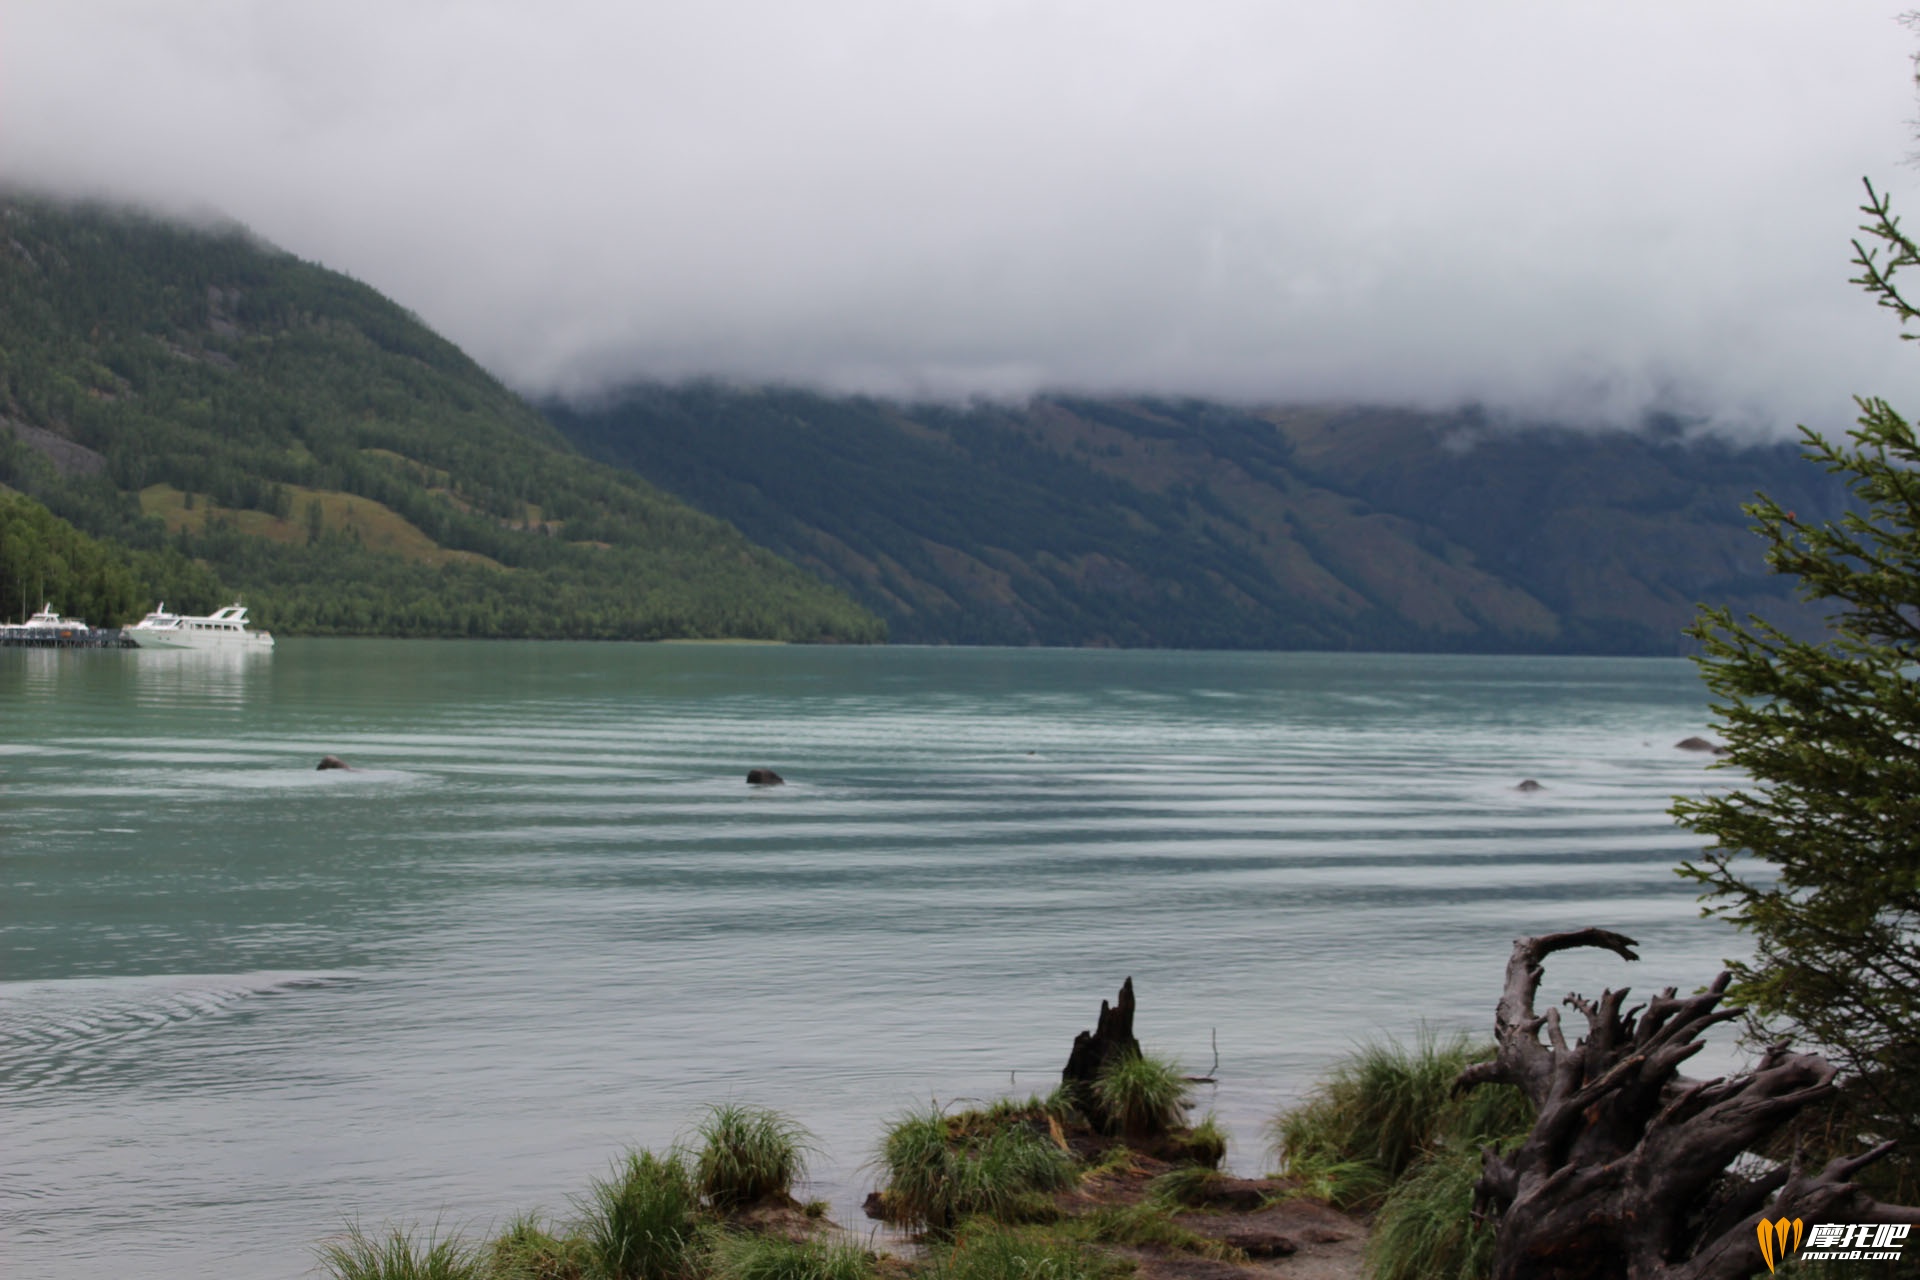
[694,1104,813,1211]
[876,1102,1078,1234]
[1269,1032,1533,1280]
[317,1036,1537,1280]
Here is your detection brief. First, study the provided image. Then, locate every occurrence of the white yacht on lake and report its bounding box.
[124,603,275,650]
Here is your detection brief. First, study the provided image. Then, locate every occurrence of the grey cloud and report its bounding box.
[5,0,1919,436]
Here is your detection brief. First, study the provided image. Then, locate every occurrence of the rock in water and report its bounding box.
[746,768,784,786]
[1515,779,1544,792]
[317,755,352,771]
[1673,736,1722,752]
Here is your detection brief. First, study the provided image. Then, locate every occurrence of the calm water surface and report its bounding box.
[1,641,1743,1278]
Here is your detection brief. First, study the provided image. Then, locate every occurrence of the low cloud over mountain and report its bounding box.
[5,2,1919,434]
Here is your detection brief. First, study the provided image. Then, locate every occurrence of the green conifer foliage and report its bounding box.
[1673,179,1920,1162]
[0,196,884,642]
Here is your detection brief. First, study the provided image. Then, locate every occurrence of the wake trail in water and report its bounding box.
[0,971,361,1088]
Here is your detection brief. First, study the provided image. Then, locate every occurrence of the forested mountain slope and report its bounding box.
[0,196,882,640]
[548,388,1844,653]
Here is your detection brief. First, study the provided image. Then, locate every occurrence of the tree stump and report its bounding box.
[1061,977,1141,1131]
[1460,928,1920,1280]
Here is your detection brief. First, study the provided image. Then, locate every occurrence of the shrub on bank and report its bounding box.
[1184,1113,1226,1169]
[1091,1052,1191,1141]
[1144,1164,1228,1209]
[1364,1139,1497,1280]
[702,1228,875,1280]
[924,1222,1122,1280]
[695,1104,814,1210]
[317,1222,482,1280]
[1270,1032,1532,1280]
[1059,1204,1246,1262]
[1271,1031,1530,1210]
[580,1149,700,1280]
[877,1102,1077,1233]
[486,1213,590,1280]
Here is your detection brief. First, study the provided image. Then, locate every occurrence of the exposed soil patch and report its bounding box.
[1174,1200,1365,1280]
[1058,1155,1366,1280]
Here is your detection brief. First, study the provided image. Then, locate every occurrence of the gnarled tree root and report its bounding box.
[1460,929,1920,1280]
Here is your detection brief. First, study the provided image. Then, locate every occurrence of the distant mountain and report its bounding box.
[547,388,1846,654]
[0,196,882,641]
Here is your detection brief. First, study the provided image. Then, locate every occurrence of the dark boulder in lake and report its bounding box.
[746,768,784,786]
[1515,779,1544,791]
[316,755,352,771]
[1673,736,1724,753]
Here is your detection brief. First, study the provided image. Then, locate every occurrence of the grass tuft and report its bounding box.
[317,1222,481,1280]
[1273,1153,1392,1210]
[969,1125,1076,1214]
[1041,1084,1083,1128]
[702,1229,875,1280]
[1144,1165,1228,1210]
[1269,1031,1529,1210]
[486,1213,588,1280]
[1092,1052,1191,1140]
[925,1222,1125,1280]
[1061,1205,1247,1262]
[877,1103,1077,1233]
[879,1108,962,1231]
[1078,1144,1141,1180]
[579,1149,700,1280]
[1364,1139,1497,1280]
[695,1104,813,1210]
[1184,1113,1227,1169]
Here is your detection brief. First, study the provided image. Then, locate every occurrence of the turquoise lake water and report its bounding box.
[0,641,1745,1277]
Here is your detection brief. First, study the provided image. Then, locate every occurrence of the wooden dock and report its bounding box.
[0,629,130,648]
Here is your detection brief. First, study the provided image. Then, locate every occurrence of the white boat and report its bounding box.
[124,602,274,650]
[0,603,94,645]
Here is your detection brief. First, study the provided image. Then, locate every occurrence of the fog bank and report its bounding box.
[5,1,1920,434]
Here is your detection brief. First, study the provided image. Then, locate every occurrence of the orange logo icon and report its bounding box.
[1758,1217,1804,1273]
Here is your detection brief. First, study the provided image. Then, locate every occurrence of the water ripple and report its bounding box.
[0,642,1740,1280]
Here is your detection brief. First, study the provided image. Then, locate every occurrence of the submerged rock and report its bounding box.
[746,768,785,786]
[1515,779,1544,792]
[316,755,352,771]
[1674,736,1723,753]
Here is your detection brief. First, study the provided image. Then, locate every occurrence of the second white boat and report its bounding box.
[124,603,275,650]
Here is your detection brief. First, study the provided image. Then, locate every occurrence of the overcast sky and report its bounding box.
[5,2,1920,434]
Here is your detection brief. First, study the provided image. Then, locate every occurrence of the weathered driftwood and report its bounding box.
[1459,928,1920,1280]
[1061,977,1141,1131]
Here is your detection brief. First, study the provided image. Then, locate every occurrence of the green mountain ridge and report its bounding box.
[0,191,1845,654]
[0,194,883,641]
[547,387,1847,654]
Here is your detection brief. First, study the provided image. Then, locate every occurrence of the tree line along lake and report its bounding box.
[0,640,1743,1279]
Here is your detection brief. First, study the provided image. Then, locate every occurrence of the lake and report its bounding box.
[0,641,1744,1278]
